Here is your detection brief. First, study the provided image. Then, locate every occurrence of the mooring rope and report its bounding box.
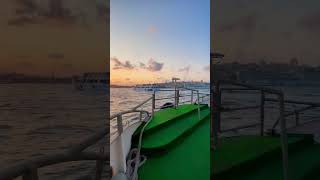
[126,115,152,180]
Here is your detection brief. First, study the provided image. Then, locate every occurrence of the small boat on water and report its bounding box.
[110,80,210,180]
[72,72,108,91]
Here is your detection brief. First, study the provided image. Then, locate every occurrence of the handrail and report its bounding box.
[110,109,150,144]
[214,81,320,180]
[218,80,283,94]
[0,128,108,180]
[132,97,153,111]
[220,123,261,133]
[221,105,261,112]
[110,110,150,120]
[265,98,320,107]
[110,84,210,171]
[271,105,316,131]
[212,80,289,180]
[111,85,209,141]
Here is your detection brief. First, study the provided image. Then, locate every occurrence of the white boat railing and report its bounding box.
[110,87,210,141]
[0,128,108,180]
[212,80,289,180]
[211,80,320,180]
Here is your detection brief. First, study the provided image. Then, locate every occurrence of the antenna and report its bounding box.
[172,77,180,81]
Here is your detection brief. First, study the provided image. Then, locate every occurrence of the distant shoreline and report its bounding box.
[0,80,72,84]
[110,85,133,88]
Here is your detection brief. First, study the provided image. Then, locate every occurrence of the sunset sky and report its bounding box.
[0,0,108,77]
[110,0,210,85]
[213,0,320,65]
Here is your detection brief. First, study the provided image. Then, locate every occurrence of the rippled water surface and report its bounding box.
[0,84,107,179]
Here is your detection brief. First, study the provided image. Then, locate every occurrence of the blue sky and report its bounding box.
[111,0,210,85]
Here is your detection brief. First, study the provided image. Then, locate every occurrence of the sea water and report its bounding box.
[0,83,107,179]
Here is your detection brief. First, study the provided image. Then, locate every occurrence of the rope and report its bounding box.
[125,115,152,180]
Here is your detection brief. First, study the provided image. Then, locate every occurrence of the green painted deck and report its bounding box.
[141,108,210,149]
[212,135,320,180]
[134,104,210,180]
[132,103,320,180]
[212,135,302,174]
[143,104,207,133]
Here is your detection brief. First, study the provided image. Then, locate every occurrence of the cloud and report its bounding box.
[8,0,76,26]
[178,66,190,73]
[16,61,34,68]
[8,0,107,27]
[280,31,293,40]
[48,53,64,59]
[111,57,135,70]
[111,57,164,72]
[219,13,258,32]
[60,63,73,69]
[42,0,78,24]
[14,0,38,15]
[7,15,40,26]
[203,65,210,71]
[96,1,109,22]
[298,12,320,32]
[140,59,164,72]
[219,13,258,60]
[16,55,31,59]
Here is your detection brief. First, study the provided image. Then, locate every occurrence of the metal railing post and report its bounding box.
[177,90,180,106]
[152,92,155,117]
[295,111,299,126]
[260,91,265,136]
[117,115,123,134]
[139,111,143,121]
[95,147,105,180]
[217,90,222,132]
[213,81,221,148]
[279,94,289,180]
[191,90,194,104]
[174,82,177,109]
[197,91,201,120]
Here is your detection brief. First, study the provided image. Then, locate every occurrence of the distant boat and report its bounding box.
[134,81,209,92]
[134,84,163,92]
[72,72,108,91]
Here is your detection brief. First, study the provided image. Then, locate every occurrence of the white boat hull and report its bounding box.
[110,122,142,175]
